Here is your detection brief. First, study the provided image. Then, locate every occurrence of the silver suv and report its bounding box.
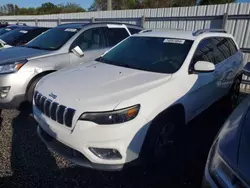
[0,22,143,109]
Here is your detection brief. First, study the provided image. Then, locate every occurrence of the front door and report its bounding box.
[184,38,218,121]
[69,27,108,66]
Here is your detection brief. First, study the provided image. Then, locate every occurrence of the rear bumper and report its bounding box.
[37,125,133,171]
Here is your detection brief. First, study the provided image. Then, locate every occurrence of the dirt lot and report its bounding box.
[0,95,246,188]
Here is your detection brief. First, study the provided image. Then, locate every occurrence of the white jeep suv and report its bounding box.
[33,29,244,171]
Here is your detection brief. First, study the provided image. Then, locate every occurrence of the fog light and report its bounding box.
[89,147,122,160]
[0,86,10,98]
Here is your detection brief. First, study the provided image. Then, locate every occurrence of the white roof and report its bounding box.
[135,30,196,40]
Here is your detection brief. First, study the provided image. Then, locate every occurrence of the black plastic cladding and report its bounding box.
[34,91,76,127]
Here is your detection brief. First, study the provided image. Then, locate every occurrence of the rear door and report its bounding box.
[212,37,242,98]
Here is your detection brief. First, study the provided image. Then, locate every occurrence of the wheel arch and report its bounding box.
[25,70,55,96]
[151,103,186,125]
[138,103,186,161]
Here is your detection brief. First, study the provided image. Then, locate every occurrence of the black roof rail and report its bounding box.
[193,29,227,36]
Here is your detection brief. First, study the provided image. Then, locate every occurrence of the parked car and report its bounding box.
[33,28,244,171]
[0,22,8,28]
[0,22,143,109]
[0,24,26,36]
[0,26,49,48]
[202,62,250,188]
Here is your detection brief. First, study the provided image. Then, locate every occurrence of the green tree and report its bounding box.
[37,2,60,14]
[59,2,85,13]
[199,0,236,5]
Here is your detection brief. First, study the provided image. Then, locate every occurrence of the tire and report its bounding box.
[27,77,42,103]
[227,74,242,110]
[140,110,183,166]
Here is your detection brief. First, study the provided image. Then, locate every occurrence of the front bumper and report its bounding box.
[0,72,31,109]
[202,163,218,188]
[34,105,149,171]
[37,126,127,171]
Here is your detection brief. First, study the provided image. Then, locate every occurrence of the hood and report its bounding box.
[237,100,250,185]
[0,46,51,64]
[37,61,172,112]
[217,97,250,186]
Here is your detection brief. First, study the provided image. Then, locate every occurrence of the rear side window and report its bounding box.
[213,37,238,64]
[228,38,238,55]
[192,38,216,64]
[103,27,129,47]
[128,28,141,35]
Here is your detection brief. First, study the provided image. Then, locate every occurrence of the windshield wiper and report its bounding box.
[96,56,114,64]
[24,45,53,51]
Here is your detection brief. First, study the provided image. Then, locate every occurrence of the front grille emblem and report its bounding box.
[49,92,57,99]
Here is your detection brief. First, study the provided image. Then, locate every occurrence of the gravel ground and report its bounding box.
[0,96,245,188]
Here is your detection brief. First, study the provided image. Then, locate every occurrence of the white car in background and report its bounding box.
[33,29,244,171]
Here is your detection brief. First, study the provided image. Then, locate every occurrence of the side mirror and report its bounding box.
[194,61,215,73]
[243,62,250,76]
[71,46,84,57]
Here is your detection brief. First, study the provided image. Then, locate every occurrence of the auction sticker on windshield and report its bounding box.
[19,30,28,34]
[163,38,185,44]
[65,28,77,32]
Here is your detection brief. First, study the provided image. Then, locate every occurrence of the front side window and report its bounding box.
[25,27,80,51]
[192,38,216,64]
[71,28,106,51]
[103,27,129,47]
[96,36,193,74]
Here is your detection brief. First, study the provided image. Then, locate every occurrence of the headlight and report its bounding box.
[209,141,247,187]
[79,104,140,125]
[0,59,27,74]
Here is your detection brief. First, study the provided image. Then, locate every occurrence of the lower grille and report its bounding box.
[34,91,76,127]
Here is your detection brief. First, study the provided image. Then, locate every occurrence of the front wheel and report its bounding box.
[140,112,183,166]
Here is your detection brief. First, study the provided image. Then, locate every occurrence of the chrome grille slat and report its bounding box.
[44,99,52,117]
[34,91,75,128]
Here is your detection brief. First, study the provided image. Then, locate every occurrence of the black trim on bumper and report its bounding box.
[0,94,25,109]
[37,126,125,171]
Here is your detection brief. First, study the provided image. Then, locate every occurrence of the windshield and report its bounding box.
[0,28,31,45]
[0,27,13,36]
[97,36,193,74]
[25,27,80,51]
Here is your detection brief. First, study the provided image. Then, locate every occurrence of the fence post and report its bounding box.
[221,12,228,29]
[35,19,38,26]
[57,18,61,26]
[91,17,95,23]
[141,15,145,28]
